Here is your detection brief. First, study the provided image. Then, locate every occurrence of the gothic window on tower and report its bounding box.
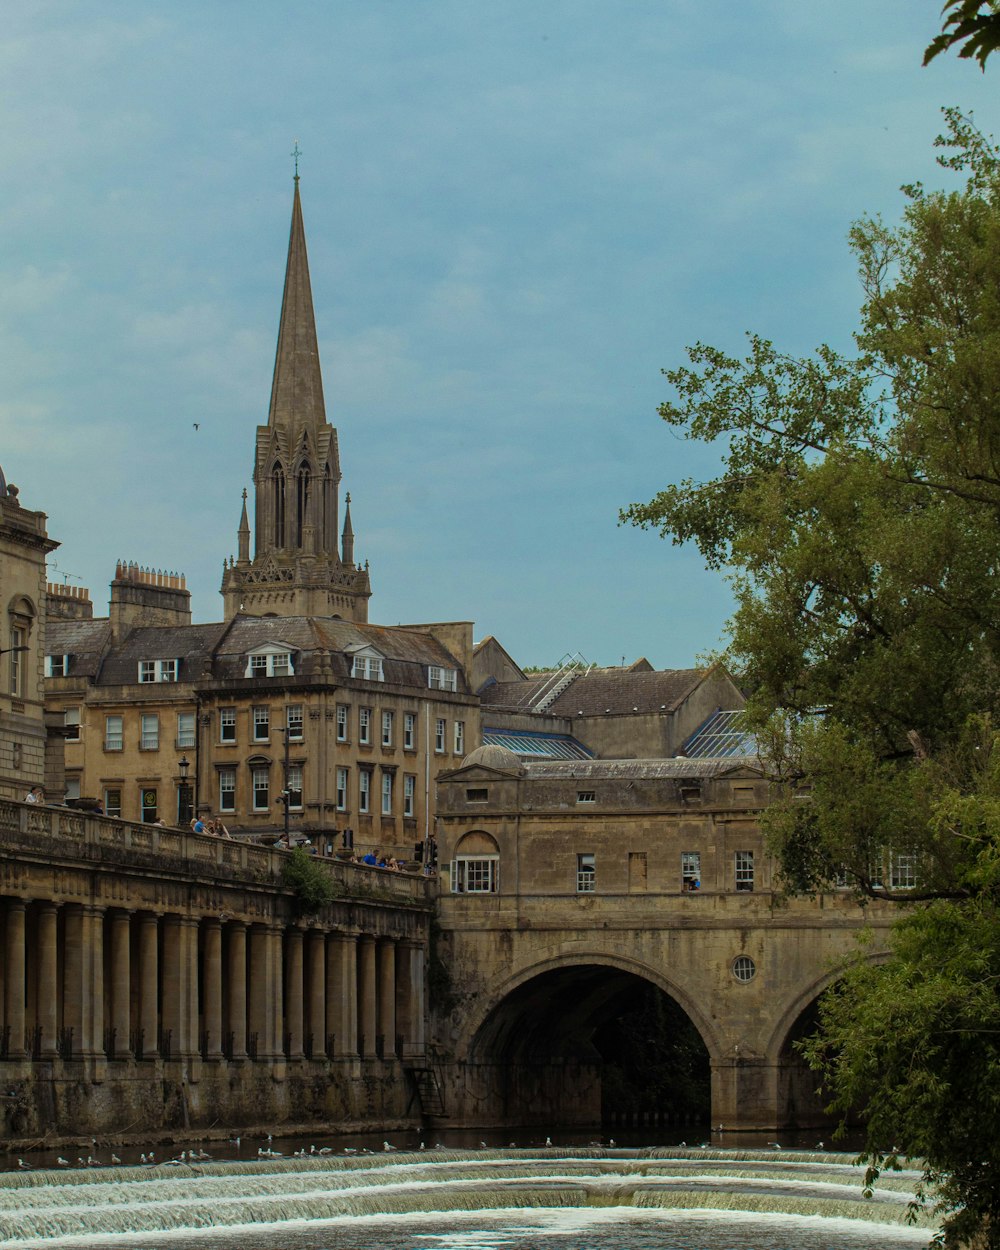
[296,464,311,547]
[273,465,285,547]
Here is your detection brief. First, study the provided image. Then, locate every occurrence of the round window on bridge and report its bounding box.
[732,955,756,983]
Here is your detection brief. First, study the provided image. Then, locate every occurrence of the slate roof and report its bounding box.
[95,623,230,685]
[479,667,708,715]
[45,619,114,678]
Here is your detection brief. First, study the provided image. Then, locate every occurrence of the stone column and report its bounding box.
[109,910,131,1060]
[306,930,325,1059]
[226,921,247,1060]
[202,919,223,1060]
[268,924,285,1062]
[408,940,426,1056]
[36,903,59,1058]
[137,912,159,1060]
[326,932,357,1057]
[3,900,27,1058]
[357,934,377,1058]
[284,928,305,1060]
[76,904,105,1060]
[161,914,198,1060]
[62,904,83,1059]
[377,938,396,1058]
[249,924,279,1059]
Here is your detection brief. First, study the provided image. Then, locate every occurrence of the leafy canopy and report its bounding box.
[623,111,1000,1246]
[925,1,1000,70]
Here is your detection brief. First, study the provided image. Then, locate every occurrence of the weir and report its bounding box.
[0,1149,938,1249]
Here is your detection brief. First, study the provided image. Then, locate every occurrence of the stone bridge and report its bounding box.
[430,748,895,1133]
[0,799,432,1139]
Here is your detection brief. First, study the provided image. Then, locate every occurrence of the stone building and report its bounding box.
[0,466,59,801]
[41,177,478,847]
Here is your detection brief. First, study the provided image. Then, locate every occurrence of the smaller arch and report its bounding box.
[455,829,499,855]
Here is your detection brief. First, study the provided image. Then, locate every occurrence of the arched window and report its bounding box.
[296,463,311,547]
[272,465,286,548]
[451,830,500,894]
[7,596,35,698]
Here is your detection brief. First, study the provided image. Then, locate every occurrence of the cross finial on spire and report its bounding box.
[291,140,302,181]
[242,487,247,501]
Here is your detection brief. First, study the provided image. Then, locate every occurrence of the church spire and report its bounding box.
[237,489,250,564]
[342,491,355,566]
[267,175,326,432]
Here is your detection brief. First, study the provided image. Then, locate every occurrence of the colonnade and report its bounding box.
[0,895,426,1067]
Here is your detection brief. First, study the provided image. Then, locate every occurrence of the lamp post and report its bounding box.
[278,726,291,841]
[178,755,191,826]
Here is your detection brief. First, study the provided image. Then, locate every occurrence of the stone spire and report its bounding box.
[342,492,355,566]
[237,489,250,564]
[220,175,371,623]
[267,176,327,435]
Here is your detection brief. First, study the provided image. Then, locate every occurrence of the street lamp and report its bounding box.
[178,756,191,825]
[0,646,28,657]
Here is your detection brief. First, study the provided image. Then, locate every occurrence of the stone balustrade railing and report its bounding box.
[0,799,433,905]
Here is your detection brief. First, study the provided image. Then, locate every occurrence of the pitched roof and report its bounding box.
[45,619,113,678]
[95,623,230,685]
[479,667,709,716]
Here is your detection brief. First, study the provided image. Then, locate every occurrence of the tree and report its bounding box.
[622,112,1000,1245]
[925,1,1000,70]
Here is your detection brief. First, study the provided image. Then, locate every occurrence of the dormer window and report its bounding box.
[348,644,385,682]
[428,665,458,692]
[45,654,70,677]
[138,659,178,683]
[352,655,383,681]
[244,646,294,678]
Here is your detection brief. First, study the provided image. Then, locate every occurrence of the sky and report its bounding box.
[2,2,998,671]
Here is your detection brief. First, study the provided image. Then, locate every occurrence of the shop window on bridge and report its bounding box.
[682,851,701,891]
[734,850,754,892]
[577,852,596,893]
[451,830,500,894]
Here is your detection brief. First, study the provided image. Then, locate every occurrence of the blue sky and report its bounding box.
[2,2,998,669]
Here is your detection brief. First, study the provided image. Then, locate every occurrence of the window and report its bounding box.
[682,852,701,891]
[104,788,122,818]
[428,666,458,692]
[176,712,195,749]
[9,626,26,696]
[466,787,489,803]
[138,658,178,683]
[381,772,393,815]
[140,787,158,824]
[451,856,499,893]
[140,714,159,751]
[45,654,69,677]
[220,708,236,743]
[735,851,754,892]
[359,769,371,814]
[382,710,394,748]
[403,712,416,750]
[454,721,465,755]
[890,853,917,890]
[105,715,123,751]
[577,791,596,804]
[359,707,372,745]
[219,767,236,813]
[252,765,269,811]
[246,651,293,678]
[64,708,81,742]
[336,704,349,742]
[64,777,81,802]
[435,718,446,753]
[286,764,303,810]
[253,705,270,742]
[404,774,415,817]
[286,704,303,740]
[351,654,384,681]
[732,955,757,983]
[336,767,349,811]
[577,853,596,893]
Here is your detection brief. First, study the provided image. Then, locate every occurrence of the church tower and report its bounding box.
[222,176,372,621]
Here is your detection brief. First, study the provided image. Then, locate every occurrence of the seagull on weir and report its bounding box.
[545,1136,552,1147]
[57,1157,70,1167]
[383,1140,397,1152]
[111,1153,122,1165]
[17,1158,32,1170]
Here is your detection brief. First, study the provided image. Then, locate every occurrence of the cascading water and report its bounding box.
[0,1149,939,1250]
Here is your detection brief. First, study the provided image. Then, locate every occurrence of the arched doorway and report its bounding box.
[462,964,711,1132]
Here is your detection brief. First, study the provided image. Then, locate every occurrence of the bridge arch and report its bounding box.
[465,951,724,1063]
